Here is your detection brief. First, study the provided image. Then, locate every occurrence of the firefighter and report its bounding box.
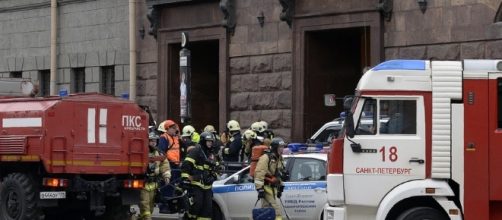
[254,137,287,220]
[243,129,259,161]
[158,120,181,168]
[139,132,171,220]
[181,131,219,220]
[204,124,224,161]
[157,120,181,213]
[222,120,242,162]
[251,121,270,146]
[260,120,275,140]
[181,125,200,157]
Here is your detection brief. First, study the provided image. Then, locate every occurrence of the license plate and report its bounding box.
[40,191,66,199]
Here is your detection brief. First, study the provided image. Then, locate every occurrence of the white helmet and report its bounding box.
[157,121,167,133]
[204,125,216,133]
[182,125,195,137]
[227,120,240,131]
[251,122,264,133]
[243,129,257,141]
[260,121,268,130]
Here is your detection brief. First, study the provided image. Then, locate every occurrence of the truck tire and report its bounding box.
[397,207,448,220]
[0,173,42,220]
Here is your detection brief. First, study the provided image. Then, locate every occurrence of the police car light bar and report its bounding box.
[287,143,323,153]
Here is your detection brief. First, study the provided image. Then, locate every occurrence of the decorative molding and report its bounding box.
[279,0,295,28]
[147,6,160,39]
[220,0,236,35]
[0,0,95,13]
[377,0,393,22]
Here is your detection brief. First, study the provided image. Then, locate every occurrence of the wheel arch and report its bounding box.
[375,179,455,220]
[0,162,44,180]
[212,196,228,220]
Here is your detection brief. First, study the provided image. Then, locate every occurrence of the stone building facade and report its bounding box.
[0,0,134,97]
[1,0,502,141]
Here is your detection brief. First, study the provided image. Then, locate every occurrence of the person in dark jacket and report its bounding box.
[181,132,220,220]
[222,120,242,162]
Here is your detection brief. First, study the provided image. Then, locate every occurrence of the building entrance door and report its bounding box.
[167,40,220,131]
[303,27,370,139]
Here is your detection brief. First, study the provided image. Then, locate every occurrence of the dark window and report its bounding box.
[101,66,115,95]
[290,158,326,182]
[356,99,377,135]
[379,100,417,134]
[71,68,85,93]
[313,126,341,144]
[39,70,50,96]
[10,72,22,78]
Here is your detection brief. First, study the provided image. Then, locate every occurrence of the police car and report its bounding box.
[211,145,327,220]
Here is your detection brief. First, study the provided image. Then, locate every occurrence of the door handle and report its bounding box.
[314,188,327,193]
[409,158,424,164]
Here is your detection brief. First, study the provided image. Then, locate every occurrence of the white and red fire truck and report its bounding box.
[324,60,502,220]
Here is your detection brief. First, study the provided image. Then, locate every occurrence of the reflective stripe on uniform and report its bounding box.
[144,182,158,191]
[190,181,212,189]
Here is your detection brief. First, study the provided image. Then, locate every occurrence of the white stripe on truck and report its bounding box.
[2,117,42,127]
[88,108,95,143]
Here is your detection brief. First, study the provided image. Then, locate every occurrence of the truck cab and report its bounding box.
[325,60,502,220]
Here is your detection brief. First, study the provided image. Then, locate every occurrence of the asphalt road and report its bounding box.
[131,206,182,220]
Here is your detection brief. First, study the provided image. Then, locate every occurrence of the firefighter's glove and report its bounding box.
[181,178,191,188]
[203,173,217,185]
[164,177,170,184]
[277,185,285,199]
[224,148,230,155]
[257,188,265,199]
[280,170,290,181]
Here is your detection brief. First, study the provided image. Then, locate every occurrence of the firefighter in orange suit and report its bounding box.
[254,138,287,220]
[157,119,180,213]
[139,132,171,220]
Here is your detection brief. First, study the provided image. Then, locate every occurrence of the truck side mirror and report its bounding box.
[343,96,354,111]
[345,111,355,138]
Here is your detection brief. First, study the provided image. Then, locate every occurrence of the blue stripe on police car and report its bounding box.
[212,181,326,194]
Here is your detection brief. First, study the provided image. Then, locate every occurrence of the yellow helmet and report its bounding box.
[227,120,240,131]
[204,125,216,133]
[182,125,195,137]
[243,129,257,141]
[251,122,264,133]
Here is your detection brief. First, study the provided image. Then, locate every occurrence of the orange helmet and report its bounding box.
[162,120,179,133]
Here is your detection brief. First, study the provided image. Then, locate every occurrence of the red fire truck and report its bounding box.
[324,60,502,220]
[0,92,148,219]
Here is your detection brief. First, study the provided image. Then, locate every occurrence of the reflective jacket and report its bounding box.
[181,146,218,190]
[145,149,171,191]
[254,153,285,190]
[161,133,180,165]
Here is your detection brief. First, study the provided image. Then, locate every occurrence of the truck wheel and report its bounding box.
[397,207,448,220]
[0,173,42,220]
